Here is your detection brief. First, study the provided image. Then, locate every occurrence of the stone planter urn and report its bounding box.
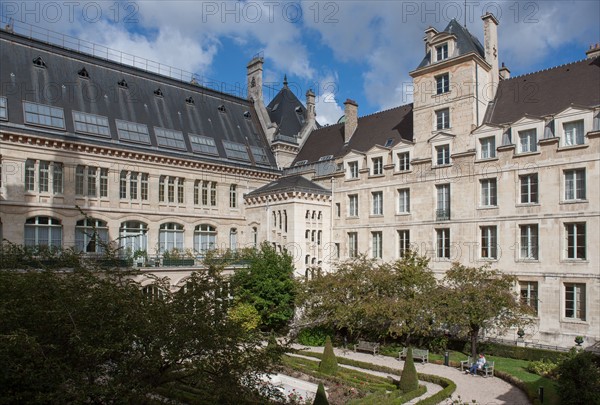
[517,329,525,338]
[575,336,584,346]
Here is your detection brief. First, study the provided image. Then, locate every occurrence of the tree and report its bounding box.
[232,242,296,332]
[399,347,419,392]
[557,349,600,405]
[313,382,329,405]
[442,263,534,359]
[319,336,338,375]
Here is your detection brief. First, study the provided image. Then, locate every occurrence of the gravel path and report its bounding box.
[292,345,531,405]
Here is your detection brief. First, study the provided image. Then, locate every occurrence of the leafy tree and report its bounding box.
[557,349,600,405]
[442,263,534,359]
[319,336,338,375]
[313,382,330,405]
[399,347,419,392]
[232,242,296,332]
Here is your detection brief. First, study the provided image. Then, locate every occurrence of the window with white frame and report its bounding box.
[565,223,586,260]
[194,224,216,254]
[372,157,383,176]
[520,281,538,315]
[120,171,128,199]
[24,216,62,248]
[397,152,410,171]
[480,136,496,159]
[520,224,538,260]
[398,230,410,257]
[348,232,358,258]
[518,129,537,153]
[480,226,497,259]
[348,161,359,179]
[38,161,49,193]
[158,223,184,253]
[436,184,450,220]
[436,144,450,165]
[178,178,185,204]
[436,43,448,61]
[87,167,98,197]
[167,177,175,203]
[159,176,165,202]
[372,231,382,259]
[75,218,108,253]
[480,179,497,207]
[436,73,450,94]
[119,221,148,256]
[24,160,63,194]
[140,173,148,200]
[229,184,237,208]
[520,174,538,204]
[53,163,63,194]
[565,283,586,320]
[348,194,358,217]
[563,120,584,146]
[398,188,410,214]
[25,159,35,191]
[230,228,238,251]
[564,169,586,201]
[436,108,450,130]
[372,191,383,215]
[436,228,450,258]
[210,181,217,206]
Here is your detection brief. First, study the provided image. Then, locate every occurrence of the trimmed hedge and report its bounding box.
[475,342,564,363]
[319,336,338,375]
[399,348,418,392]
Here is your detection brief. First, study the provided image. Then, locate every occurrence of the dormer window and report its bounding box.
[563,120,584,146]
[295,106,303,114]
[348,161,359,179]
[243,111,251,119]
[518,129,537,153]
[384,138,394,147]
[118,79,128,89]
[77,67,89,79]
[217,105,226,113]
[185,96,195,105]
[372,157,383,176]
[436,43,448,61]
[33,56,47,68]
[154,88,163,97]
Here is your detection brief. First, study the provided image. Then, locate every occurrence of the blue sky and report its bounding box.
[2,0,598,124]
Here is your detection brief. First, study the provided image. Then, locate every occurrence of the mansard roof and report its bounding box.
[417,19,485,69]
[267,81,318,138]
[245,174,330,198]
[0,28,279,171]
[292,104,413,165]
[484,57,600,125]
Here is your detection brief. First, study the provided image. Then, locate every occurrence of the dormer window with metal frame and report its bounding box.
[295,160,308,166]
[115,119,150,144]
[185,96,195,105]
[222,140,249,161]
[189,134,218,155]
[217,104,226,113]
[118,79,128,89]
[154,88,163,97]
[32,56,46,68]
[0,97,7,120]
[77,67,89,79]
[295,106,303,114]
[23,101,65,130]
[243,111,251,119]
[73,111,110,137]
[155,127,186,150]
[436,43,448,61]
[318,155,333,161]
[250,146,269,165]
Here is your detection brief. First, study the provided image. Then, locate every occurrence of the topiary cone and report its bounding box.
[318,336,338,375]
[312,382,329,405]
[399,347,419,392]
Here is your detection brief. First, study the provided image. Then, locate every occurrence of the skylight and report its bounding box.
[189,134,218,155]
[295,160,308,166]
[73,111,110,137]
[318,155,333,161]
[155,127,186,150]
[23,101,65,129]
[78,67,89,78]
[223,140,249,161]
[115,119,150,144]
[32,56,46,68]
[384,138,394,147]
[0,97,7,120]
[250,146,269,165]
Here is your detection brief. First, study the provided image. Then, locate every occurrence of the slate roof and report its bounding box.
[0,29,279,171]
[292,104,413,165]
[245,174,330,198]
[484,57,600,124]
[417,19,485,69]
[267,81,308,138]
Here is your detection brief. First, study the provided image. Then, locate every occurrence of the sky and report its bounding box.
[1,0,598,125]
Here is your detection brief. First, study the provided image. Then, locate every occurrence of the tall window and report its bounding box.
[520,281,538,315]
[252,227,258,248]
[436,144,450,165]
[563,120,584,146]
[53,163,63,194]
[75,218,108,253]
[481,226,497,259]
[436,228,450,258]
[480,179,497,207]
[436,73,449,94]
[348,232,358,258]
[129,172,138,200]
[38,161,49,192]
[565,283,586,320]
[436,108,450,130]
[24,160,62,194]
[24,216,62,248]
[372,191,383,215]
[87,167,97,197]
[564,169,586,200]
[520,224,538,260]
[398,152,410,171]
[348,161,359,179]
[436,184,450,220]
[177,178,185,204]
[140,173,148,200]
[372,231,382,259]
[372,157,383,176]
[25,160,35,191]
[436,43,448,61]
[480,136,496,159]
[159,176,165,202]
[167,177,175,203]
[158,223,184,253]
[194,180,200,205]
[194,224,217,254]
[520,174,538,204]
[519,129,537,153]
[229,184,237,208]
[348,194,358,217]
[398,188,410,213]
[120,171,127,199]
[230,228,238,251]
[210,181,217,206]
[565,223,586,260]
[119,221,148,256]
[336,203,341,217]
[398,230,410,257]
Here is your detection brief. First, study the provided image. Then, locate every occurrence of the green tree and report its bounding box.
[399,347,419,392]
[557,349,600,405]
[232,242,296,332]
[319,336,338,375]
[313,382,329,405]
[442,263,534,359]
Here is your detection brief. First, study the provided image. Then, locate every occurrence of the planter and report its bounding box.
[162,258,195,267]
[575,336,584,346]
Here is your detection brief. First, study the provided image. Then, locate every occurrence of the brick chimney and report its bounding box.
[343,99,358,143]
[306,89,316,124]
[499,62,511,80]
[586,43,600,59]
[482,13,500,90]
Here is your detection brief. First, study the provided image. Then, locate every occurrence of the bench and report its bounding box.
[399,347,429,363]
[353,340,380,355]
[461,357,495,377]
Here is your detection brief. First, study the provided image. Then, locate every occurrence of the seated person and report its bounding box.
[468,353,486,375]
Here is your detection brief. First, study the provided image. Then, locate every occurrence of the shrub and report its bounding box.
[297,327,332,346]
[399,347,419,392]
[556,349,600,405]
[319,336,338,375]
[477,342,564,362]
[526,359,559,379]
[313,382,329,405]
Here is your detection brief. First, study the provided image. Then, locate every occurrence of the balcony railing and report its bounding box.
[436,209,451,221]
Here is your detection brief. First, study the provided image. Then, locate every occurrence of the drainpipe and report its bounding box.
[475,62,480,125]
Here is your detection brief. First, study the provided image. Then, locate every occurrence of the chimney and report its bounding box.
[306,89,316,124]
[482,13,500,95]
[343,99,358,143]
[424,26,438,53]
[586,43,600,59]
[247,56,264,103]
[499,62,511,80]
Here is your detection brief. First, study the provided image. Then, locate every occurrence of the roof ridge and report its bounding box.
[358,102,413,120]
[504,57,592,81]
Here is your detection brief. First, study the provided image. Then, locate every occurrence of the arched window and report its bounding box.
[24,216,62,248]
[252,227,258,248]
[312,211,316,219]
[230,228,238,251]
[119,221,147,256]
[277,211,282,229]
[305,230,310,239]
[305,210,310,219]
[317,230,322,245]
[142,284,164,301]
[75,218,108,253]
[158,223,184,253]
[284,210,288,232]
[194,224,216,254]
[305,255,310,265]
[318,211,322,220]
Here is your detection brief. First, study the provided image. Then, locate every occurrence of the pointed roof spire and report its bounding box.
[283,74,288,87]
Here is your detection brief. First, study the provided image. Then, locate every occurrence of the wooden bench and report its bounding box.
[353,340,380,355]
[399,347,429,363]
[461,357,495,377]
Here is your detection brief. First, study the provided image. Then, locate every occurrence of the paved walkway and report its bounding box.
[292,345,531,405]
